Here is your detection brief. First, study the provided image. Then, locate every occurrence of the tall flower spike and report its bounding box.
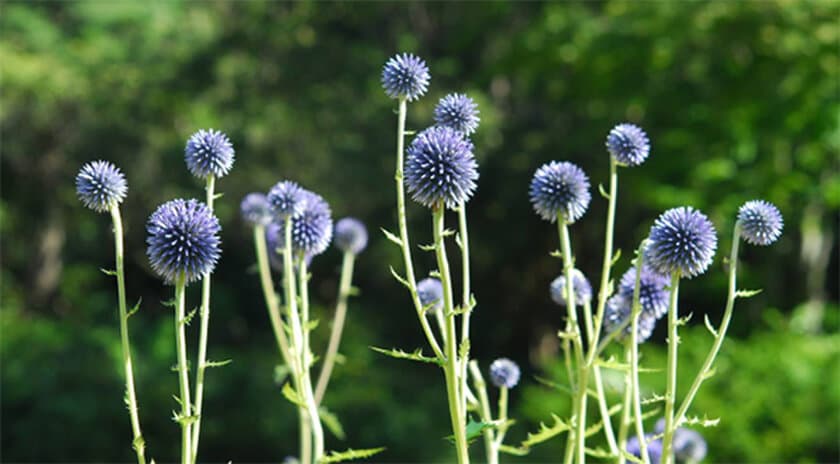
[737,200,783,246]
[76,161,128,213]
[240,193,272,226]
[291,190,333,257]
[606,123,650,167]
[381,53,430,101]
[334,217,368,255]
[549,269,593,307]
[489,358,521,389]
[529,161,591,223]
[146,199,221,284]
[618,266,671,319]
[434,93,480,135]
[184,129,235,179]
[405,126,479,209]
[417,277,444,312]
[603,295,657,343]
[268,180,306,220]
[646,206,718,279]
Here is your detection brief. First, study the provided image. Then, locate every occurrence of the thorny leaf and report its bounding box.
[320,447,386,463]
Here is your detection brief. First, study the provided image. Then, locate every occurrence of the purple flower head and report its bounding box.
[603,295,657,343]
[737,200,783,246]
[146,199,221,284]
[265,222,312,271]
[334,217,368,255]
[184,129,235,179]
[529,161,591,224]
[626,434,664,463]
[549,269,592,307]
[647,207,718,279]
[76,160,128,213]
[268,180,306,220]
[606,123,650,166]
[291,190,333,257]
[618,265,671,319]
[240,193,272,226]
[654,419,708,462]
[381,53,430,102]
[434,93,480,135]
[489,358,521,389]
[417,277,444,312]
[405,126,479,209]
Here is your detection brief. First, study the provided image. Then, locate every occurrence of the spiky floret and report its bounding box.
[618,266,671,319]
[606,123,650,166]
[549,269,593,307]
[417,277,444,312]
[268,180,306,220]
[291,190,333,257]
[76,160,128,213]
[240,193,272,226]
[737,200,783,246]
[405,126,479,209]
[603,295,657,343]
[646,207,718,279]
[184,129,235,179]
[434,93,480,135]
[489,358,521,389]
[381,53,430,101]
[146,199,221,284]
[529,161,591,223]
[334,217,368,255]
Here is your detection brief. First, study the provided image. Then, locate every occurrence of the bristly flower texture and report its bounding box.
[268,180,306,220]
[76,160,128,213]
[146,198,221,284]
[618,266,671,319]
[646,206,718,279]
[405,126,479,209]
[334,217,368,255]
[737,200,783,246]
[184,129,235,179]
[606,123,650,167]
[529,161,591,223]
[240,193,272,226]
[603,295,657,343]
[291,190,333,257]
[549,269,593,307]
[434,93,480,135]
[489,358,521,389]
[417,277,444,312]
[381,53,431,102]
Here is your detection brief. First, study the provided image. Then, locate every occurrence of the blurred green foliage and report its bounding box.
[1,1,837,462]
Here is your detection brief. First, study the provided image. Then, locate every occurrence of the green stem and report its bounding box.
[173,273,191,464]
[298,257,325,463]
[253,225,294,368]
[586,302,619,457]
[616,343,633,464]
[315,251,356,405]
[629,244,650,464]
[591,159,619,353]
[495,386,510,448]
[191,174,215,461]
[660,273,682,464]
[469,361,497,464]
[458,204,472,421]
[109,207,146,464]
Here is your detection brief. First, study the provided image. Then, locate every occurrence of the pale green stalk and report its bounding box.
[591,159,619,352]
[298,257,325,463]
[616,343,633,464]
[660,273,682,464]
[458,204,472,420]
[629,245,650,464]
[585,302,619,456]
[173,273,192,464]
[469,361,497,464]
[252,225,294,369]
[315,250,356,405]
[109,206,146,464]
[495,386,510,450]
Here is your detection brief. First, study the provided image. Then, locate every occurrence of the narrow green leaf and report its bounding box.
[455,233,463,249]
[499,444,530,456]
[388,266,411,289]
[307,318,320,331]
[640,407,662,421]
[585,446,615,458]
[181,307,198,326]
[641,393,666,405]
[735,288,763,299]
[127,298,142,318]
[281,382,306,407]
[549,249,563,259]
[204,359,233,368]
[611,248,623,266]
[380,227,403,247]
[682,415,720,428]
[704,314,719,337]
[520,414,572,448]
[213,192,224,200]
[100,268,118,276]
[418,243,437,251]
[621,450,645,464]
[320,447,386,463]
[598,183,610,199]
[370,346,443,366]
[442,228,456,237]
[319,406,346,440]
[161,298,176,308]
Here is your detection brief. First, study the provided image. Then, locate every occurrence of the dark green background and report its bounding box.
[2,1,838,462]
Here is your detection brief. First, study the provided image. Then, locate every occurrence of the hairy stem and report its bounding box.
[315,250,356,405]
[173,273,191,464]
[660,273,682,464]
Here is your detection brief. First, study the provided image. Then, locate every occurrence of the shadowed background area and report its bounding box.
[1,1,838,462]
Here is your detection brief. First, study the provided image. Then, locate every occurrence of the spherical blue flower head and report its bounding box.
[405,126,479,210]
[606,123,650,167]
[737,200,783,246]
[381,53,430,101]
[434,93,480,135]
[417,277,444,312]
[549,269,592,307]
[489,358,521,389]
[618,266,671,319]
[268,181,306,220]
[334,217,368,255]
[673,427,707,462]
[626,435,664,463]
[647,207,718,279]
[291,190,333,257]
[76,160,128,213]
[184,129,235,179]
[603,296,657,343]
[146,199,221,284]
[240,193,272,226]
[265,222,313,271]
[529,161,591,223]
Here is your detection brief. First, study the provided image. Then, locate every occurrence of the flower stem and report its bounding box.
[629,243,650,464]
[173,273,192,464]
[457,203,472,420]
[191,174,215,461]
[591,159,618,353]
[253,225,294,368]
[315,250,356,405]
[616,342,633,464]
[298,257,325,463]
[660,273,682,464]
[469,361,497,464]
[109,206,146,464]
[586,304,619,457]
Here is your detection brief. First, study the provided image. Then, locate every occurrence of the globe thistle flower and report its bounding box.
[184,129,235,179]
[334,217,368,255]
[529,161,591,223]
[268,180,306,219]
[618,265,671,319]
[434,93,480,135]
[673,427,708,462]
[76,160,128,213]
[489,358,521,389]
[240,193,272,226]
[381,53,430,101]
[291,190,333,257]
[146,199,221,284]
[646,207,718,279]
[265,222,313,271]
[603,296,657,343]
[549,269,593,307]
[626,434,664,464]
[606,123,650,166]
[417,277,444,312]
[405,126,479,209]
[737,200,783,246]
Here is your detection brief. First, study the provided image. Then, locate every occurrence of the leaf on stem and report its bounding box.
[585,446,616,458]
[641,393,666,405]
[369,346,443,366]
[455,233,463,249]
[213,192,224,200]
[320,447,386,463]
[306,318,320,331]
[458,339,470,361]
[281,382,306,407]
[274,364,291,385]
[676,312,693,326]
[640,407,662,421]
[499,444,530,456]
[598,183,610,200]
[611,248,623,266]
[519,414,572,448]
[380,228,403,247]
[204,359,233,368]
[418,243,437,252]
[682,415,720,428]
[735,288,763,299]
[161,298,176,308]
[549,249,563,259]
[621,450,645,464]
[127,298,142,318]
[100,268,118,276]
[319,406,346,440]
[388,266,411,289]
[442,228,456,237]
[703,314,719,337]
